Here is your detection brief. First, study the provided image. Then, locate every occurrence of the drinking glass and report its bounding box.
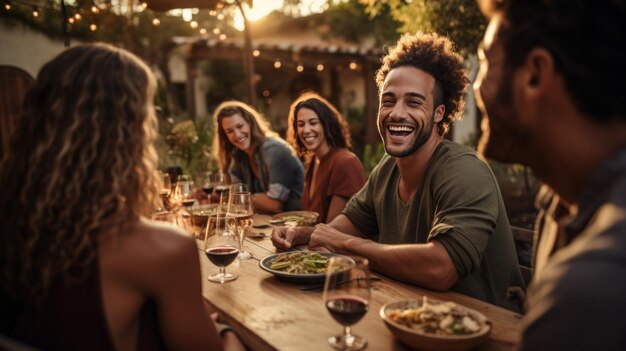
[322,256,370,350]
[174,174,195,208]
[157,172,172,210]
[226,191,254,260]
[203,172,226,204]
[204,224,238,284]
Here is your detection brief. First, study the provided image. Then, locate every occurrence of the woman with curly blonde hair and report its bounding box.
[286,92,366,223]
[0,43,243,351]
[212,100,304,213]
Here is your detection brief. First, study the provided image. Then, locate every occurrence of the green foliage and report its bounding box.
[362,142,386,176]
[325,0,401,45]
[362,0,487,56]
[156,116,217,180]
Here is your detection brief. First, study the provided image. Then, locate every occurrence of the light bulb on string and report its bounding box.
[68,17,75,24]
[316,64,324,72]
[190,20,198,29]
[274,60,281,69]
[217,13,224,20]
[152,18,160,26]
[91,5,99,14]
[90,24,97,31]
[219,33,227,40]
[296,65,304,73]
[32,7,39,17]
[74,13,81,20]
[5,1,11,11]
[199,28,207,35]
[252,50,260,57]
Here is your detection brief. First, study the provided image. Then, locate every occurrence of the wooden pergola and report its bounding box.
[182,35,383,146]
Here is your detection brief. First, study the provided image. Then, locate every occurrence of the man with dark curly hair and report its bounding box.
[475,0,626,349]
[272,32,523,311]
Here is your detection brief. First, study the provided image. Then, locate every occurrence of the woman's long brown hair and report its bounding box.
[0,43,160,301]
[211,100,280,172]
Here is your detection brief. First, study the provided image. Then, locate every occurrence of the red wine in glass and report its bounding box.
[202,186,215,195]
[325,296,369,326]
[214,185,229,195]
[205,246,239,267]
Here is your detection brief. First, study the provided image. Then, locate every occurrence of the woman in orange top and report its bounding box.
[287,92,366,223]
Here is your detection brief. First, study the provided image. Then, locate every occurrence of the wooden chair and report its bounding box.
[511,225,535,286]
[0,66,34,158]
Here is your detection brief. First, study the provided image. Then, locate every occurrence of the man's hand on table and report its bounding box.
[270,225,313,250]
[309,223,354,254]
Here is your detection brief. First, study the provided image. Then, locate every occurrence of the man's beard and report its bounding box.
[383,110,436,158]
[478,76,531,163]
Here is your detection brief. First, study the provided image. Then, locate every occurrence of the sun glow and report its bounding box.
[232,0,326,31]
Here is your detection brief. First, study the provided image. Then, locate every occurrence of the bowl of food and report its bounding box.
[270,211,319,227]
[189,204,218,227]
[259,252,354,284]
[380,296,491,351]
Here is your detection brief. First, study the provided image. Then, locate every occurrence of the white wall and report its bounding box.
[0,17,68,78]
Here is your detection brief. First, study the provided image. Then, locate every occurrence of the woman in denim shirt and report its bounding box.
[213,101,304,213]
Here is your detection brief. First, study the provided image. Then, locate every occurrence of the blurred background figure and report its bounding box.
[0,43,243,351]
[213,100,304,214]
[287,92,366,223]
[475,0,626,350]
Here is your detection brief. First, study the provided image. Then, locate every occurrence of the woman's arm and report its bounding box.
[252,193,283,214]
[325,195,349,223]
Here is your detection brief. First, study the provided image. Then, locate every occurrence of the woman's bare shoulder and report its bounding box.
[100,220,199,277]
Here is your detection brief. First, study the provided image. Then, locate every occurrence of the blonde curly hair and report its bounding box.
[0,43,160,301]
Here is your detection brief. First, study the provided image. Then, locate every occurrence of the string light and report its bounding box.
[316,64,324,72]
[32,6,38,17]
[199,28,207,35]
[217,13,224,20]
[262,89,270,97]
[296,65,304,73]
[140,2,147,9]
[219,33,227,40]
[190,20,198,29]
[209,10,217,16]
[212,28,220,35]
[216,2,224,9]
[74,13,81,20]
[91,5,99,14]
[274,60,281,69]
[349,62,358,70]
[252,50,260,57]
[4,1,11,11]
[68,17,75,24]
[90,24,97,31]
[152,18,160,26]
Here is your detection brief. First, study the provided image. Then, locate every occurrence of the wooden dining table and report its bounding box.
[196,214,522,351]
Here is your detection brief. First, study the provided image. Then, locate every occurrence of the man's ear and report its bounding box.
[523,48,556,95]
[434,104,445,123]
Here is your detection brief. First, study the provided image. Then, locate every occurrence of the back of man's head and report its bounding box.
[478,0,626,122]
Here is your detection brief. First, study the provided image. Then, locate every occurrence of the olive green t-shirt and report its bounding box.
[343,140,523,311]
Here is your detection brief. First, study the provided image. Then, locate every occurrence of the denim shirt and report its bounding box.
[230,137,304,211]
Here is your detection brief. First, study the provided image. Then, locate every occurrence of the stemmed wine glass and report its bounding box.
[174,174,195,208]
[204,222,238,284]
[323,256,371,350]
[203,172,226,205]
[157,172,172,210]
[225,191,254,260]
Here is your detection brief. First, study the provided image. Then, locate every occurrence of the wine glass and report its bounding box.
[203,172,226,204]
[174,174,195,208]
[204,223,238,284]
[157,172,172,210]
[226,191,254,260]
[323,256,370,350]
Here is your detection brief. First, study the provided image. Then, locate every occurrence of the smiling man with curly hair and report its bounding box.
[272,32,524,311]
